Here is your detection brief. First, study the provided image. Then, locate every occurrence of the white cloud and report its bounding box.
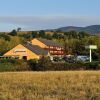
[0,16,100,31]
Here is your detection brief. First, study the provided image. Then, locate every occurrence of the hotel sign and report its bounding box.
[85,45,97,62]
[85,45,97,49]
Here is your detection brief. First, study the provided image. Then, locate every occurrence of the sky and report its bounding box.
[0,0,100,32]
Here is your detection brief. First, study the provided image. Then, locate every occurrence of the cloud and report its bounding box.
[0,16,100,30]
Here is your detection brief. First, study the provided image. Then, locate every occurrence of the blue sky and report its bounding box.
[0,0,100,32]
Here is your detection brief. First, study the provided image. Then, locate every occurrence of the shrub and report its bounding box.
[28,59,38,71]
[0,58,100,72]
[0,63,15,72]
[51,62,85,71]
[37,57,53,71]
[0,59,18,64]
[0,59,30,72]
[85,62,100,70]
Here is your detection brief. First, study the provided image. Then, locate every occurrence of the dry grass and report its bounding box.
[0,71,100,100]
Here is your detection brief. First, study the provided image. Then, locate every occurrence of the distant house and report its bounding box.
[4,43,49,60]
[31,38,64,56]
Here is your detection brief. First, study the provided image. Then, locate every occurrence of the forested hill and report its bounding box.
[54,25,100,34]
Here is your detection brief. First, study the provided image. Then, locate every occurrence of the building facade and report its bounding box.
[4,43,49,60]
[4,38,64,60]
[31,38,64,56]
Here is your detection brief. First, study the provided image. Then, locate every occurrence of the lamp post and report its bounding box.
[90,49,92,62]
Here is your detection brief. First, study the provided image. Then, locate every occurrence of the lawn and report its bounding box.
[0,71,100,100]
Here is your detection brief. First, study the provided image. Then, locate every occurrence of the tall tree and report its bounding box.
[17,27,21,32]
[39,30,45,38]
[31,31,38,38]
[78,31,90,39]
[9,29,17,36]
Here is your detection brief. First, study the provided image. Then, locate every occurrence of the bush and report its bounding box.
[37,57,53,71]
[0,58,100,72]
[0,63,15,72]
[28,59,38,71]
[27,59,100,71]
[51,62,85,71]
[28,57,53,71]
[85,61,100,70]
[0,59,30,72]
[0,59,18,64]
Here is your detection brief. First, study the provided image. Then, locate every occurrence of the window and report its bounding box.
[57,47,61,50]
[50,51,53,53]
[50,46,53,49]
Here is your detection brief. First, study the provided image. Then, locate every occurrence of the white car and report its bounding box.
[76,56,89,62]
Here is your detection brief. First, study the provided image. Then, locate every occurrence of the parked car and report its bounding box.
[76,55,89,62]
[52,56,65,62]
[63,55,76,63]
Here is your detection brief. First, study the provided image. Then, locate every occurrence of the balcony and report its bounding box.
[50,52,64,55]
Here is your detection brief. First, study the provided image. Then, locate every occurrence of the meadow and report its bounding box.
[0,71,100,100]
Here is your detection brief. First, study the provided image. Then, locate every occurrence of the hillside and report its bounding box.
[2,25,100,35]
[56,25,100,34]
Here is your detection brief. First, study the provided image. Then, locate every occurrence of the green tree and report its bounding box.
[17,27,21,32]
[7,36,23,50]
[39,30,45,38]
[9,29,17,36]
[52,32,64,39]
[37,57,52,71]
[78,31,90,39]
[31,31,38,38]
[0,33,10,41]
[45,34,52,40]
[64,31,78,39]
[0,39,8,54]
[69,31,78,39]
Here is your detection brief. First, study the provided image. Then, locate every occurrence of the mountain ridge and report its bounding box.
[45,25,100,34]
[56,25,100,34]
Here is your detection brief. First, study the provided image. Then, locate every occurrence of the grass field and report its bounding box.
[0,71,100,100]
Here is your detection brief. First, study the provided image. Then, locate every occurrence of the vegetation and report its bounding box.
[0,59,30,72]
[0,71,100,99]
[9,29,17,36]
[0,29,100,99]
[0,58,100,72]
[0,28,99,57]
[0,28,100,71]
